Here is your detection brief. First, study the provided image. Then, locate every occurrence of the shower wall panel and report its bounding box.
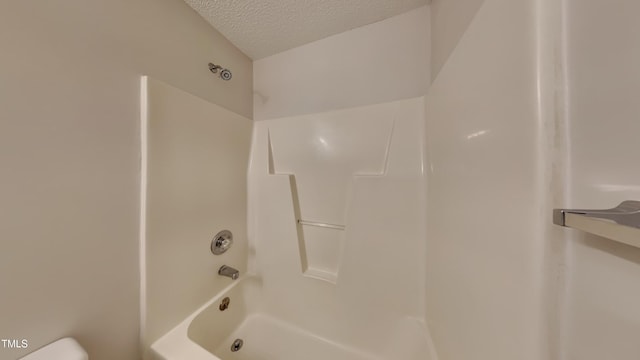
[424,0,551,359]
[248,97,434,359]
[141,77,252,357]
[564,1,640,358]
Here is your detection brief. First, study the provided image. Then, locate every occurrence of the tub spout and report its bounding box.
[218,265,239,280]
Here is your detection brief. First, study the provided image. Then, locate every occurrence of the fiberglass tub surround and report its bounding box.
[149,0,640,358]
[248,97,430,360]
[141,76,253,359]
[151,97,434,360]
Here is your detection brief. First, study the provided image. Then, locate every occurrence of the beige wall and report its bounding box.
[253,6,430,120]
[564,0,640,358]
[142,77,252,357]
[430,0,484,80]
[0,1,252,359]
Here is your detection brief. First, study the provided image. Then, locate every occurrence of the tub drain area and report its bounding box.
[231,338,244,352]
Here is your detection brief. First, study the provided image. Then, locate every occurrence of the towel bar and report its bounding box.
[553,201,640,248]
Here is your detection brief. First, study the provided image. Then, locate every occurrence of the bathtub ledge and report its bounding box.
[150,279,246,360]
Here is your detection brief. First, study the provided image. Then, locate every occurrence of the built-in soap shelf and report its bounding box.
[553,200,640,249]
[296,219,346,283]
[297,219,346,230]
[296,218,345,284]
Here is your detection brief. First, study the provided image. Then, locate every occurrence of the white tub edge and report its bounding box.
[150,277,250,360]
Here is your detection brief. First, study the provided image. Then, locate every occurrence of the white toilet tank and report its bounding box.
[18,338,88,360]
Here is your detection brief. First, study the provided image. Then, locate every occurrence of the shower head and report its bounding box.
[209,63,232,81]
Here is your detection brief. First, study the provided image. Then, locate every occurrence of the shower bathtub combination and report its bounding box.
[141,0,640,359]
[144,76,433,360]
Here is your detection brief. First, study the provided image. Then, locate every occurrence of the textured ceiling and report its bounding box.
[183,0,429,59]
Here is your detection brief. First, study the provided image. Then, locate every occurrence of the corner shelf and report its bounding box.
[553,201,640,248]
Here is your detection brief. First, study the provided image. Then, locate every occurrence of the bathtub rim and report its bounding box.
[150,275,256,360]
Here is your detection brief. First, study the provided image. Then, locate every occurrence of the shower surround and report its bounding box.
[145,0,640,359]
[147,87,434,360]
[247,97,432,359]
[146,7,435,359]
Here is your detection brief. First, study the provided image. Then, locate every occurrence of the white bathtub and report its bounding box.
[150,276,389,360]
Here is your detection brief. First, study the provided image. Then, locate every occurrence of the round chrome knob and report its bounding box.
[211,230,233,255]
